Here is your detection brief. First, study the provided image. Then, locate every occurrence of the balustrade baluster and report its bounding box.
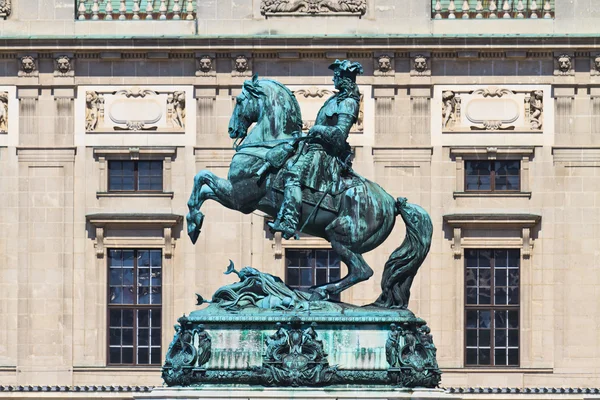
[185,0,194,20]
[530,0,538,18]
[172,0,182,20]
[119,0,127,20]
[461,0,470,19]
[434,0,442,19]
[104,0,113,20]
[475,0,483,18]
[516,0,524,18]
[502,0,511,18]
[159,0,167,20]
[448,0,456,19]
[91,0,100,20]
[488,0,497,18]
[132,0,140,19]
[78,0,87,20]
[543,0,552,18]
[146,0,154,20]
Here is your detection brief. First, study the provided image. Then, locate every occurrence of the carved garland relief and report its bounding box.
[260,0,367,16]
[441,86,543,132]
[85,87,187,132]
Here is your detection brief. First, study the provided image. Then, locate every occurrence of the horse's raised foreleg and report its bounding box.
[186,170,237,244]
[309,239,373,301]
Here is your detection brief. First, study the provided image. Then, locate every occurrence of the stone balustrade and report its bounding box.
[77,0,196,20]
[432,0,554,19]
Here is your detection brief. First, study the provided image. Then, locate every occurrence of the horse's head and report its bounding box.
[228,74,265,140]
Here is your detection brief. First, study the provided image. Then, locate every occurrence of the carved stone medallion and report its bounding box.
[375,54,393,76]
[591,55,600,76]
[411,54,430,76]
[196,55,216,77]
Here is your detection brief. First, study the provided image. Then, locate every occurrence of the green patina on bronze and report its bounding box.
[165,60,440,388]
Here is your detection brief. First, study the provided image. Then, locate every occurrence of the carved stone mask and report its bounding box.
[378,56,391,73]
[21,56,35,73]
[57,56,71,74]
[595,56,600,71]
[199,56,212,73]
[414,56,428,72]
[235,56,248,73]
[558,55,572,73]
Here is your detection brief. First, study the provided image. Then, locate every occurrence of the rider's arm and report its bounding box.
[310,98,358,150]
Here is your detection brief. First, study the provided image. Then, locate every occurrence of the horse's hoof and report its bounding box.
[308,287,328,301]
[186,212,204,244]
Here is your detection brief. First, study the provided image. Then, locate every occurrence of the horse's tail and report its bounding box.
[372,197,433,309]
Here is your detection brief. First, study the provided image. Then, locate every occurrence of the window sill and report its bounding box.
[97,191,174,198]
[454,192,531,199]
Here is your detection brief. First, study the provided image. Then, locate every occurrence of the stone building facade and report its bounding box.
[0,0,600,398]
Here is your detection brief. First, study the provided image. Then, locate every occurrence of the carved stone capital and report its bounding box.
[591,55,600,76]
[554,53,574,76]
[54,54,74,77]
[232,55,251,77]
[18,54,38,78]
[410,52,431,77]
[374,54,394,76]
[196,53,216,77]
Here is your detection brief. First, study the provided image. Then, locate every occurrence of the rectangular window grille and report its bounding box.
[285,249,341,302]
[108,160,163,192]
[108,249,162,365]
[465,249,519,367]
[465,160,520,192]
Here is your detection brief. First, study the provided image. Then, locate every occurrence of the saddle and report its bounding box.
[269,168,364,213]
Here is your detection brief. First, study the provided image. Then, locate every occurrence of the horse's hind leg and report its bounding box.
[309,239,373,301]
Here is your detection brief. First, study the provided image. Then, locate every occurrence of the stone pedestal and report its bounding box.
[136,386,461,400]
[161,302,441,388]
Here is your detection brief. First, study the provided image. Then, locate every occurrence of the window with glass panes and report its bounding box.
[108,249,162,365]
[108,160,163,192]
[465,160,520,192]
[285,249,341,301]
[465,249,520,367]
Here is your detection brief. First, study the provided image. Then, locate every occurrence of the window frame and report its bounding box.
[450,146,534,198]
[464,159,521,193]
[108,159,164,193]
[284,248,341,302]
[107,248,163,367]
[93,147,176,198]
[463,249,520,368]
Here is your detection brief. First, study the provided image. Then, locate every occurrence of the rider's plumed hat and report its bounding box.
[328,59,364,82]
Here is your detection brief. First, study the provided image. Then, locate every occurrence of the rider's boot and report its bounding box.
[268,183,301,240]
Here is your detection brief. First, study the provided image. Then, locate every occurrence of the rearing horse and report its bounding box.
[187,76,433,305]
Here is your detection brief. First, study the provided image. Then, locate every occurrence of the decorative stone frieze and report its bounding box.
[0,92,8,133]
[232,55,251,77]
[554,53,574,76]
[260,0,366,16]
[54,55,74,77]
[440,86,544,132]
[196,54,216,77]
[0,0,11,18]
[374,54,393,76]
[18,55,38,77]
[83,87,189,132]
[411,53,430,76]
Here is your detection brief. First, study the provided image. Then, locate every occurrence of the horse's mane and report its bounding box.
[244,77,303,133]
